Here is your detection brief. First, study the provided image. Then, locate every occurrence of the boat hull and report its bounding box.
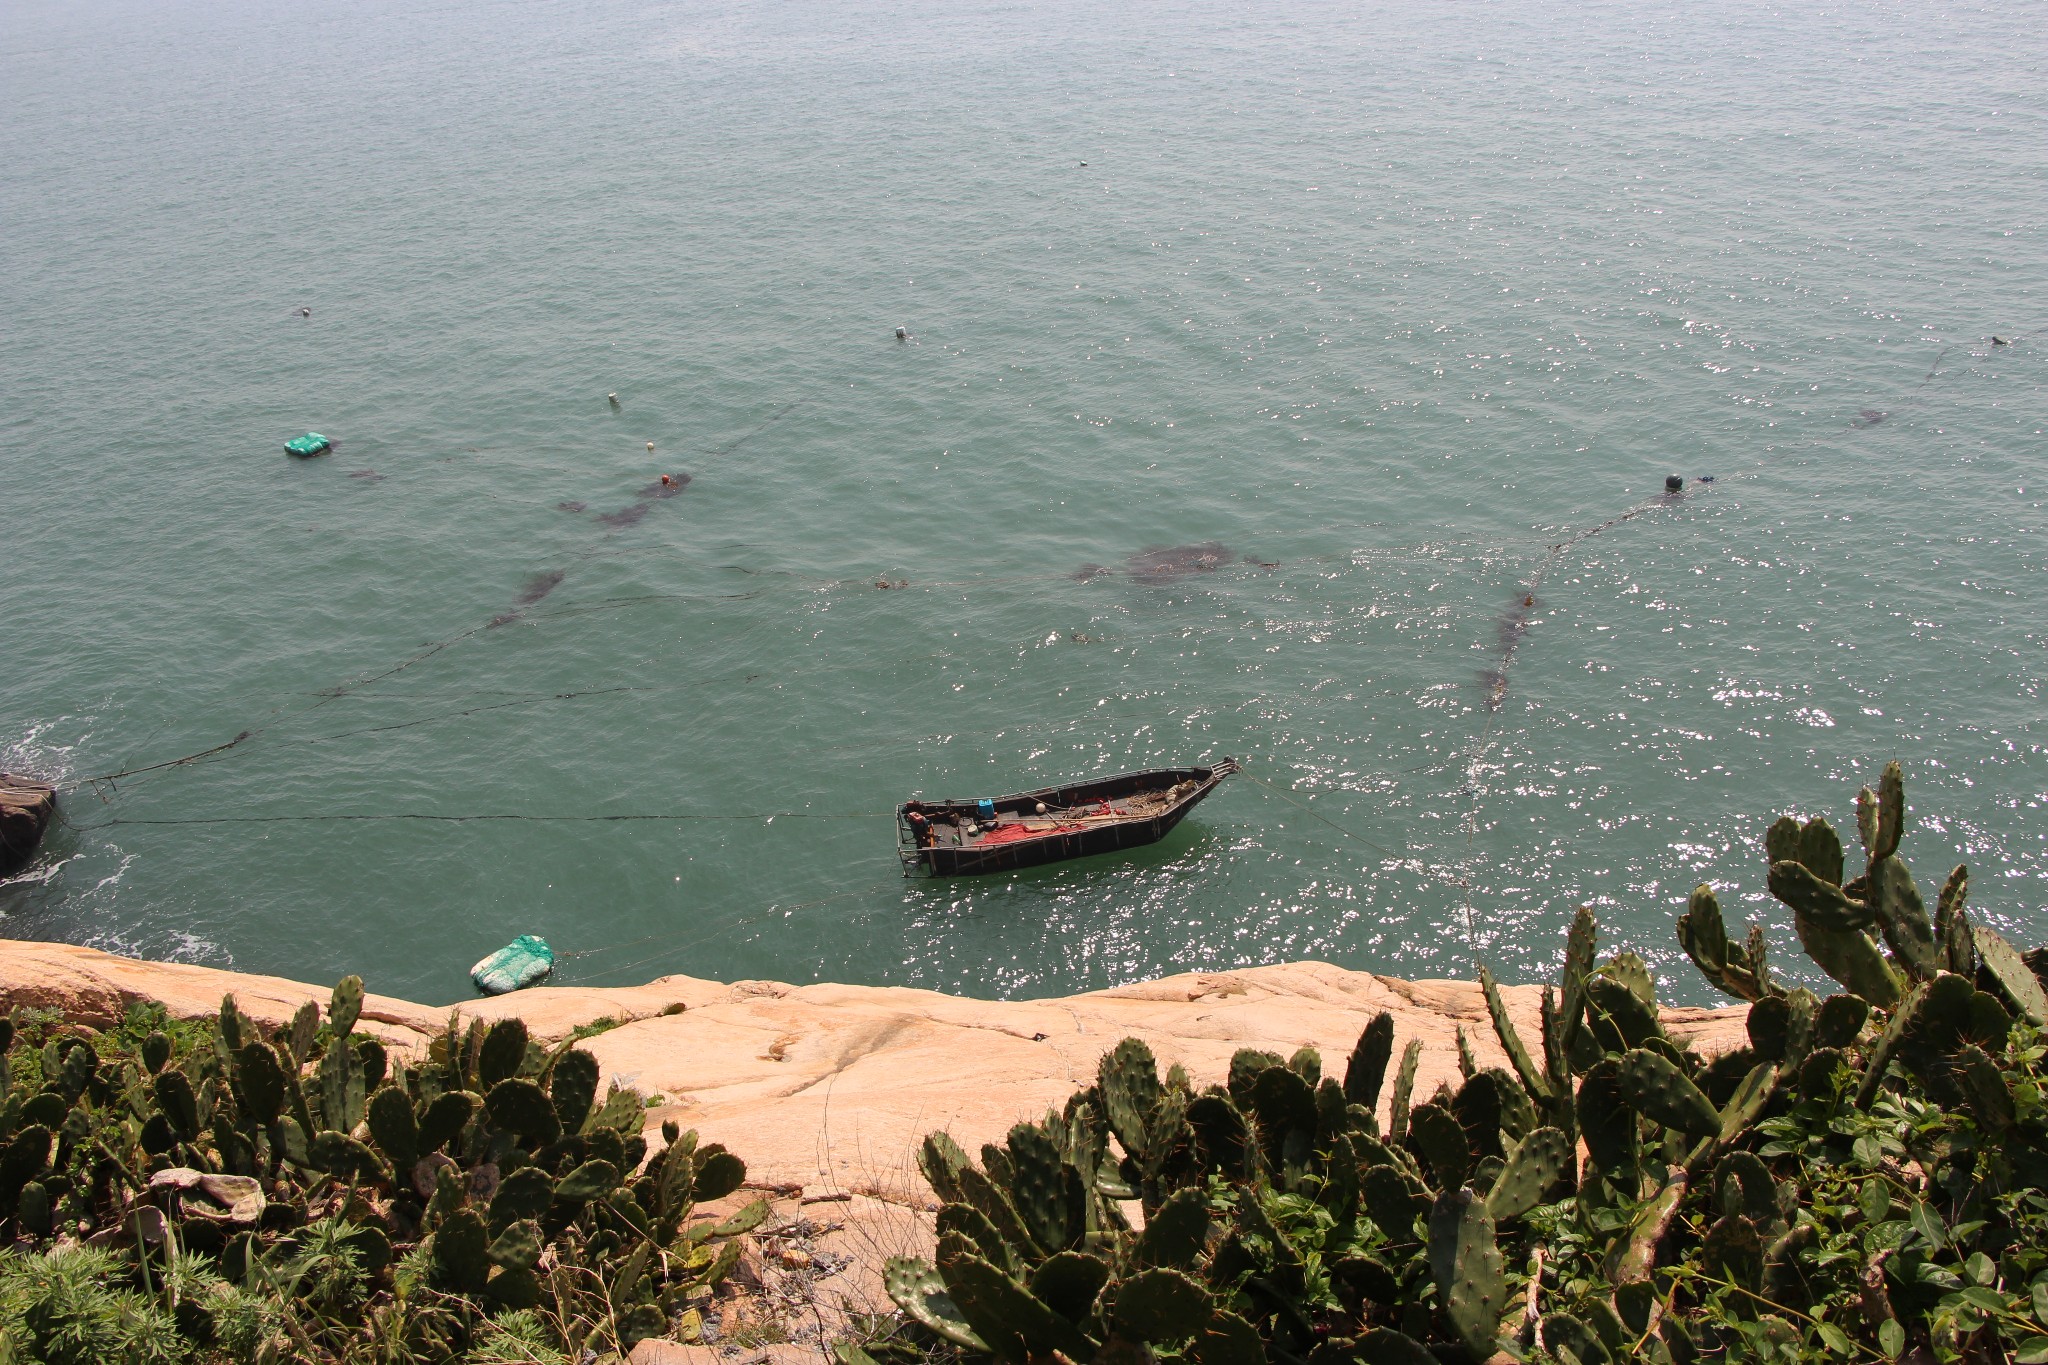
[898,760,1236,876]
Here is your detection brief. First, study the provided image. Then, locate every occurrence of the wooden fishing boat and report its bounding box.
[897,759,1238,876]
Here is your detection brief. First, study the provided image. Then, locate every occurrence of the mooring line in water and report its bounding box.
[553,873,905,985]
[1234,765,1470,896]
[1448,485,1700,962]
[70,809,895,833]
[703,402,804,459]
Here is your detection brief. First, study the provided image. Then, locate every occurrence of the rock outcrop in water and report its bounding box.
[0,774,56,875]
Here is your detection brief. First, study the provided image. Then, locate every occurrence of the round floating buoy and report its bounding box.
[646,441,655,452]
[660,474,673,487]
[894,326,908,340]
[1664,474,1684,492]
[608,392,620,404]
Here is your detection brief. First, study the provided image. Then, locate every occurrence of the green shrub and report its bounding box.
[0,1244,185,1365]
[0,971,761,1361]
[871,760,2048,1365]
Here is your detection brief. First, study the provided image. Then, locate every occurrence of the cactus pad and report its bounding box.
[1428,1188,1507,1359]
[945,1251,1094,1359]
[1478,965,1550,1103]
[366,1086,417,1168]
[1813,993,1869,1049]
[1363,1163,1428,1243]
[1192,1311,1267,1365]
[1136,1186,1210,1268]
[1791,900,1902,1007]
[1768,859,1873,931]
[547,1047,600,1133]
[487,1164,556,1231]
[885,1257,989,1351]
[1098,1038,1165,1155]
[486,1218,544,1272]
[1114,1266,1211,1344]
[554,1158,620,1204]
[329,975,365,1038]
[692,1148,745,1202]
[1975,925,2048,1025]
[1618,1048,1720,1139]
[1872,856,1939,981]
[920,1132,971,1203]
[1387,1038,1422,1143]
[485,1078,560,1143]
[1486,1126,1570,1222]
[939,1203,1017,1273]
[1405,1101,1470,1187]
[1344,1013,1396,1108]
[477,1018,529,1090]
[1028,1250,1110,1324]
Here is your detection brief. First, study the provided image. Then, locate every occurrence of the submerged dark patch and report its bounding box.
[556,500,587,514]
[348,469,384,483]
[1482,594,1539,712]
[635,473,691,500]
[1852,408,1888,428]
[514,570,566,606]
[1126,542,1233,584]
[596,504,651,529]
[1074,564,1110,582]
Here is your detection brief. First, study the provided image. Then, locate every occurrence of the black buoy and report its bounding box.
[894,326,909,341]
[1664,474,1684,492]
[1698,474,1716,483]
[1992,336,2009,346]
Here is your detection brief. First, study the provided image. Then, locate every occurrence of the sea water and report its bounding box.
[2,0,2044,1006]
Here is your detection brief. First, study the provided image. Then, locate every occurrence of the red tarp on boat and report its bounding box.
[974,820,1088,846]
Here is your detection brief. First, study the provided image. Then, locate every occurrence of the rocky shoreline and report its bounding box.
[0,936,1750,1362]
[0,936,1746,1196]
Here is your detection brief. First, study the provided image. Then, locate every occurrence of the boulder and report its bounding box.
[0,773,56,875]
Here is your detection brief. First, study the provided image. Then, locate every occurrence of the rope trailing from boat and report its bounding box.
[67,810,894,832]
[1233,765,1472,898]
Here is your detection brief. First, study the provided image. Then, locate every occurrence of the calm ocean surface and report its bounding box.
[3,0,2044,1006]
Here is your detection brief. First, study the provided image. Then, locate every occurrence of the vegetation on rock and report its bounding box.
[868,761,2048,1365]
[0,976,759,1361]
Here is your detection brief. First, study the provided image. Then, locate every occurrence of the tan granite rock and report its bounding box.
[0,937,1746,1197]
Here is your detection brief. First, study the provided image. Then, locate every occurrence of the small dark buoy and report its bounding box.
[1698,474,1715,483]
[894,326,909,341]
[1664,474,1684,492]
[1992,336,2009,346]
